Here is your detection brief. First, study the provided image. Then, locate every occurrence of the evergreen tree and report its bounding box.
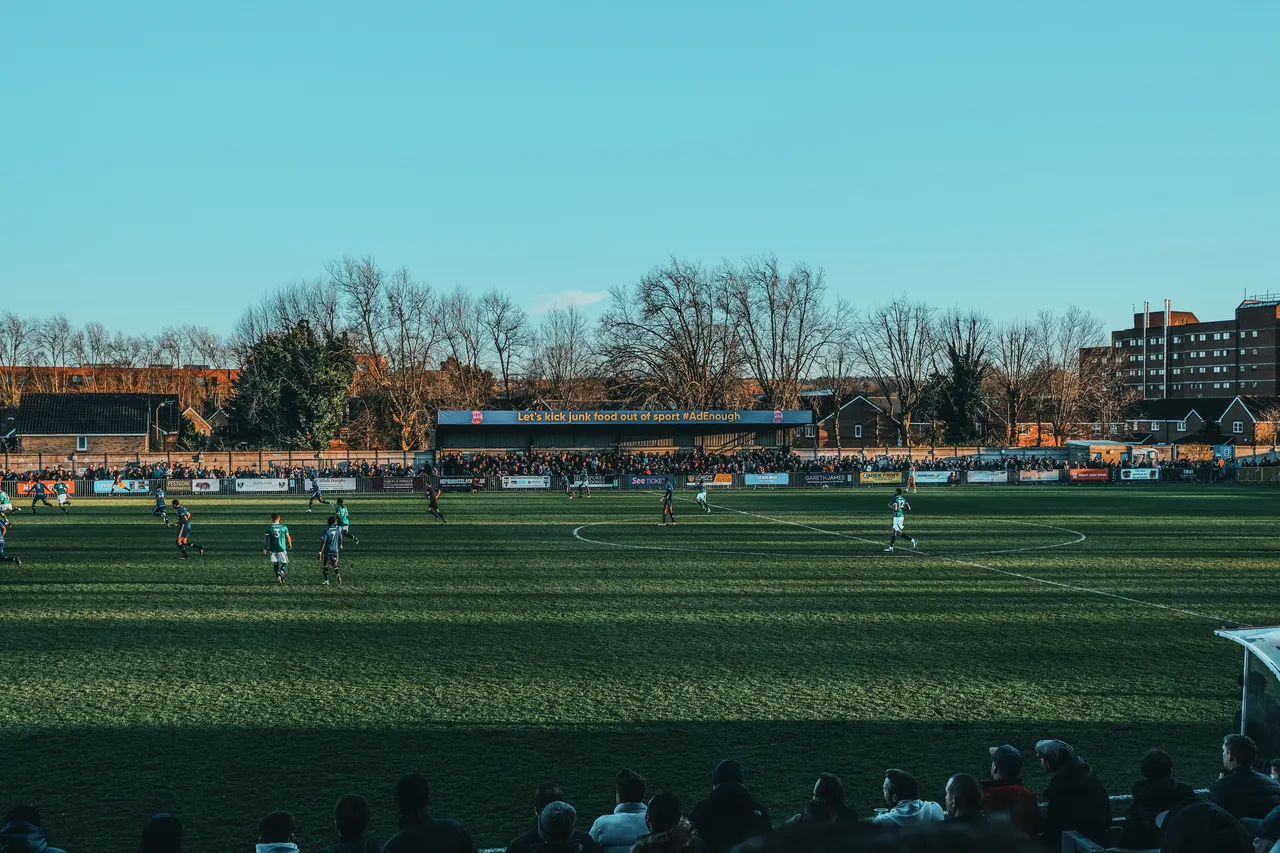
[228,320,356,449]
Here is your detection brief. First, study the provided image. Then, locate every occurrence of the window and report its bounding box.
[1253,330,1259,337]
[1172,353,1180,360]
[71,375,83,385]
[1233,421,1244,434]
[854,425,862,439]
[1241,349,1247,355]
[1176,421,1187,431]
[1173,368,1181,375]
[1213,333,1220,340]
[1173,336,1182,343]
[1115,341,1123,349]
[1200,351,1207,357]
[1253,348,1258,355]
[76,436,88,451]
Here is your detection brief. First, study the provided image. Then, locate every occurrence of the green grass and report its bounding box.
[0,485,1272,851]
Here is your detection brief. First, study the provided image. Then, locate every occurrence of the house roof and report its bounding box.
[1126,398,1232,421]
[16,393,181,436]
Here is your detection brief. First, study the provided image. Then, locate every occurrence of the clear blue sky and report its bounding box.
[2,1,1277,335]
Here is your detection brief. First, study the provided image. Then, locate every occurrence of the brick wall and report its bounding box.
[20,435,148,455]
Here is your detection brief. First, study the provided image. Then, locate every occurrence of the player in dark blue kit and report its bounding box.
[426,487,446,523]
[319,515,343,586]
[171,499,205,559]
[29,481,54,513]
[307,471,331,513]
[661,479,676,526]
[153,487,170,525]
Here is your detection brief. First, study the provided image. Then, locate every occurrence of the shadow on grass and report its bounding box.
[1,719,1236,853]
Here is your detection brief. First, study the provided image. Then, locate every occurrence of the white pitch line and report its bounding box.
[694,499,1235,624]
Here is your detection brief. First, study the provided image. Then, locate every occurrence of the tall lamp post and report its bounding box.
[151,400,176,452]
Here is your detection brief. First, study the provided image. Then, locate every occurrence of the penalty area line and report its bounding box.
[699,499,1235,624]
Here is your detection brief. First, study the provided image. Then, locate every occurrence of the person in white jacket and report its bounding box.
[871,770,945,826]
[589,770,649,853]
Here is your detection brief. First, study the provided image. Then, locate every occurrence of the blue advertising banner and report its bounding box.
[439,409,812,427]
[93,479,150,494]
[744,473,790,486]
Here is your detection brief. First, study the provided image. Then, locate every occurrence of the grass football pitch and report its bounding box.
[0,485,1273,850]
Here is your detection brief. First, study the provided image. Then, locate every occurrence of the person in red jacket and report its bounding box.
[980,745,1040,836]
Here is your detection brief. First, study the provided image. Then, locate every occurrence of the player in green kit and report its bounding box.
[53,480,71,514]
[334,498,359,544]
[263,513,292,584]
[319,515,343,586]
[577,466,591,498]
[0,488,16,515]
[883,488,917,552]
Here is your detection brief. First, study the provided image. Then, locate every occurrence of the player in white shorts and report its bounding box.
[263,513,293,584]
[884,488,917,552]
[695,479,710,513]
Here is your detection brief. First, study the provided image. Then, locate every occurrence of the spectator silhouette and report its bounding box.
[0,806,67,853]
[690,760,771,853]
[321,795,380,853]
[871,770,943,826]
[139,813,183,853]
[1035,739,1110,849]
[786,774,857,826]
[1210,734,1280,820]
[256,811,299,853]
[1121,748,1196,849]
[633,793,704,853]
[589,770,649,853]
[507,784,601,853]
[980,745,1038,835]
[944,774,985,824]
[383,773,476,853]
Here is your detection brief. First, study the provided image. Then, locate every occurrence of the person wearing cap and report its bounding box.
[589,770,650,853]
[534,802,590,853]
[508,784,603,853]
[382,773,476,853]
[1210,734,1280,821]
[1120,749,1197,849]
[1035,739,1110,849]
[690,760,771,853]
[981,745,1039,836]
[871,769,944,826]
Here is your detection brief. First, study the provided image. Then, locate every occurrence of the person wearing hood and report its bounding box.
[981,745,1039,835]
[589,770,649,853]
[507,785,601,853]
[1036,739,1110,849]
[1121,749,1197,849]
[0,806,67,853]
[256,812,299,853]
[382,773,476,853]
[870,770,944,826]
[633,794,704,853]
[690,760,771,853]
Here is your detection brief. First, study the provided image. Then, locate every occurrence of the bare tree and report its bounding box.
[0,313,35,406]
[596,258,745,408]
[440,287,491,409]
[989,319,1042,445]
[32,315,76,393]
[722,256,843,410]
[932,310,993,443]
[1035,306,1105,445]
[479,289,531,405]
[850,299,936,446]
[533,305,594,407]
[812,317,862,449]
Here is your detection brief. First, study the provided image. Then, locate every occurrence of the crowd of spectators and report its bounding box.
[9,735,1280,853]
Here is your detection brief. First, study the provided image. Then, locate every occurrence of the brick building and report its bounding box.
[1111,298,1280,400]
[14,393,181,454]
